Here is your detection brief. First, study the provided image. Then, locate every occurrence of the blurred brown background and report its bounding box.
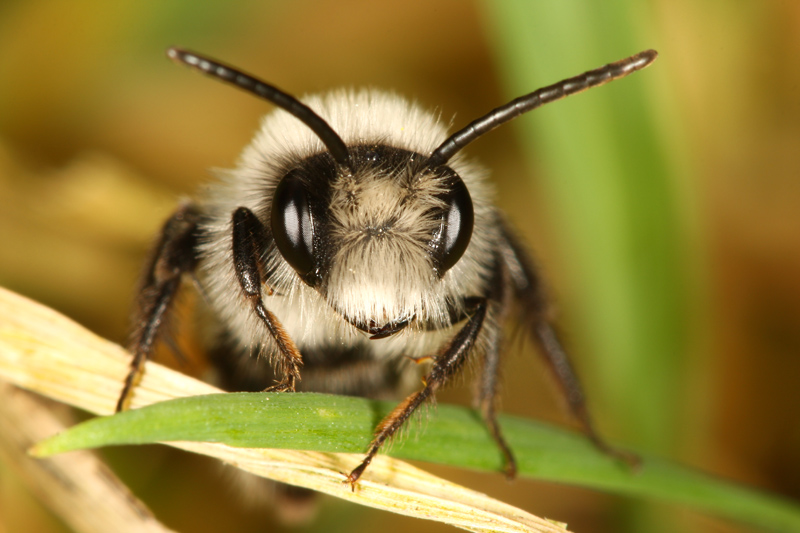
[1,1,799,532]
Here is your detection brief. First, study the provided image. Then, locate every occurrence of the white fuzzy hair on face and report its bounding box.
[326,165,446,323]
[197,89,499,362]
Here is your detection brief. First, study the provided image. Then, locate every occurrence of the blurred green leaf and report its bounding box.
[481,1,693,453]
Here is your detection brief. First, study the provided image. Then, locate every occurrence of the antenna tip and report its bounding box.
[639,49,659,68]
[166,47,197,67]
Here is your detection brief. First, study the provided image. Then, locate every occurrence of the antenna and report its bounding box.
[167,47,353,172]
[428,49,658,167]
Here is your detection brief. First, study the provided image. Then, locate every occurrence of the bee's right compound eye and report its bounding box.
[429,173,474,275]
[271,172,316,280]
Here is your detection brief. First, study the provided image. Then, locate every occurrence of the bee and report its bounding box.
[118,47,656,488]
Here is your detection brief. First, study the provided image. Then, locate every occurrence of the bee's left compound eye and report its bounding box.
[271,171,316,280]
[430,174,473,274]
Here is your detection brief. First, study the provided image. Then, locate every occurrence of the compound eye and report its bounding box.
[271,172,315,279]
[433,174,474,274]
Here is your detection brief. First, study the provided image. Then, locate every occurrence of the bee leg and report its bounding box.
[476,325,518,478]
[345,297,487,488]
[499,219,640,468]
[533,322,640,467]
[118,202,201,412]
[231,207,302,391]
[471,259,518,478]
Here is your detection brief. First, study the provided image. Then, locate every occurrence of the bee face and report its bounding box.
[270,143,474,328]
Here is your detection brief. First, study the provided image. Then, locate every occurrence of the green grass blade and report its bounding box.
[480,1,693,453]
[479,3,705,532]
[34,392,800,532]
